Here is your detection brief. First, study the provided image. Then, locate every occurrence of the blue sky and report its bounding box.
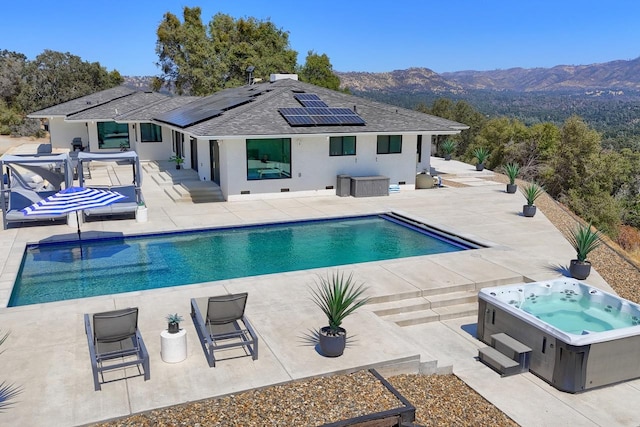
[2,1,639,76]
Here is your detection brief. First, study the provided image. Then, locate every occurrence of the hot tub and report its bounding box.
[478,278,640,392]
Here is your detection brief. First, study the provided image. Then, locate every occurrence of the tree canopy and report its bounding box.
[0,49,122,136]
[298,51,341,91]
[155,7,297,95]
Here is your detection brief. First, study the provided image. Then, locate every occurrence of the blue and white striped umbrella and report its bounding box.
[21,187,127,258]
[21,186,126,216]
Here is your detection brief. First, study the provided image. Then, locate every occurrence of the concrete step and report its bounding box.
[370,291,477,316]
[381,302,478,327]
[163,183,224,203]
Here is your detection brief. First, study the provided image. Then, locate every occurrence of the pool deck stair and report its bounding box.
[367,273,526,327]
[142,161,224,203]
[478,333,532,376]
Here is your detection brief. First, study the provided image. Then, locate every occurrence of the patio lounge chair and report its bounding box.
[84,307,150,391]
[190,293,258,367]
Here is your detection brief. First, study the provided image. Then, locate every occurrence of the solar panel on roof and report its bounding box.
[155,109,223,128]
[286,115,315,126]
[336,114,366,125]
[301,100,329,108]
[311,115,342,125]
[153,91,257,128]
[280,93,366,127]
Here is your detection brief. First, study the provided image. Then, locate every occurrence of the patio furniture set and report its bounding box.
[84,292,258,391]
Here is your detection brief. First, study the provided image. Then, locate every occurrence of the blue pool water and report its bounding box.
[10,214,476,306]
[521,290,639,334]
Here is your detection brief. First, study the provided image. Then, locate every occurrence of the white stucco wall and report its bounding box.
[128,124,175,161]
[49,117,88,151]
[215,133,428,200]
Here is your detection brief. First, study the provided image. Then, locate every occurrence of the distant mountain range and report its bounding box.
[336,57,640,94]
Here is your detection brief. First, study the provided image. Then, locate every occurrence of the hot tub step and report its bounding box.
[478,346,521,377]
[491,333,532,371]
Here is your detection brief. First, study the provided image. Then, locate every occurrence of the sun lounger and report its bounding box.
[84,307,150,391]
[190,293,258,367]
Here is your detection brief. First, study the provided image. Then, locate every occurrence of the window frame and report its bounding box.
[97,121,130,150]
[377,135,402,154]
[329,136,357,156]
[246,138,292,181]
[140,123,163,143]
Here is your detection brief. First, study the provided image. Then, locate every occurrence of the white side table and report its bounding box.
[160,329,187,363]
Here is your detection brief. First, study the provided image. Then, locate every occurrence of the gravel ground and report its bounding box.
[91,170,640,427]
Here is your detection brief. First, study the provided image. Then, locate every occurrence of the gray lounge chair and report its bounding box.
[84,307,150,391]
[190,293,258,367]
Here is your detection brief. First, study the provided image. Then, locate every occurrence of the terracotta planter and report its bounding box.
[570,259,592,280]
[506,183,517,194]
[318,326,346,357]
[523,205,537,217]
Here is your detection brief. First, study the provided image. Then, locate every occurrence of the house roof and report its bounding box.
[115,96,200,122]
[160,79,469,138]
[66,92,168,121]
[28,86,136,118]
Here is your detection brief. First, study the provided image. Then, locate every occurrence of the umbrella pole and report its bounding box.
[75,210,83,259]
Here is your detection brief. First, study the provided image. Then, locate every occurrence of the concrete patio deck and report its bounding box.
[0,155,639,426]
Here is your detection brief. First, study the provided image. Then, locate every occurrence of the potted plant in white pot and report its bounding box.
[567,221,602,280]
[472,147,490,171]
[309,271,369,357]
[166,313,183,333]
[169,155,184,170]
[441,140,456,161]
[503,163,520,193]
[521,182,544,217]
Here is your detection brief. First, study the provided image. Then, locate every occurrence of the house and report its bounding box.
[29,75,468,200]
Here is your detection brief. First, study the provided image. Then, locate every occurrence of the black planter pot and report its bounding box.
[444,154,451,161]
[506,183,517,194]
[570,259,592,280]
[175,164,181,170]
[318,326,346,357]
[168,322,180,333]
[523,204,537,217]
[476,163,484,171]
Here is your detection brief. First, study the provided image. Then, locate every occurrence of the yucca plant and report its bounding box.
[472,147,490,165]
[503,163,520,185]
[0,331,21,412]
[521,182,544,206]
[568,221,602,263]
[441,140,456,158]
[310,271,370,336]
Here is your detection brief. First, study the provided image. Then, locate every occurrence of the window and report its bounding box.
[140,123,162,142]
[329,136,356,156]
[97,121,129,149]
[377,135,402,154]
[246,138,291,180]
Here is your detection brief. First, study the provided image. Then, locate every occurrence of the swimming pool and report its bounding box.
[10,213,480,306]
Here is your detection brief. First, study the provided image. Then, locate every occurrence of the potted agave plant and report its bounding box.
[567,221,602,280]
[166,313,183,334]
[503,163,520,194]
[441,140,456,161]
[309,271,370,357]
[521,182,544,217]
[473,147,490,171]
[169,155,184,170]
